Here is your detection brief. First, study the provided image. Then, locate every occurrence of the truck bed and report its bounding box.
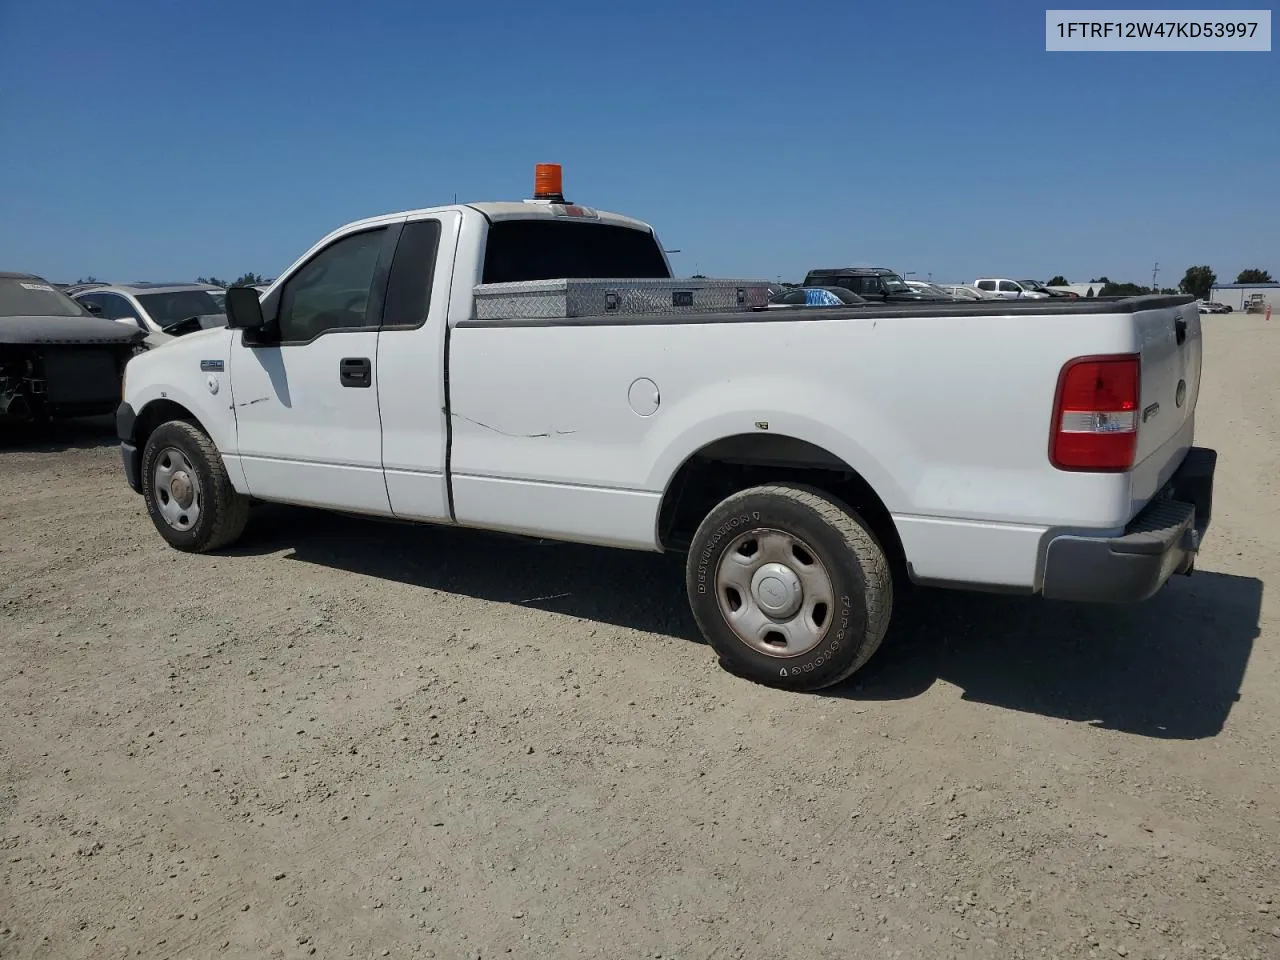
[446,290,1201,593]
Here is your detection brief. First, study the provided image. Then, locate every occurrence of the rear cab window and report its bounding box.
[481,220,670,283]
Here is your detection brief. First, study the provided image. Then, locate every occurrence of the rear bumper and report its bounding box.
[1041,446,1217,603]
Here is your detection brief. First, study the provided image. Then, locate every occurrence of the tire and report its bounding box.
[141,420,249,553]
[685,484,893,691]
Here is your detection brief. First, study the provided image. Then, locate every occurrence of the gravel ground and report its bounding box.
[2,314,1278,960]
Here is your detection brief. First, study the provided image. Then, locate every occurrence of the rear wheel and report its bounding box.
[141,420,249,552]
[685,484,893,690]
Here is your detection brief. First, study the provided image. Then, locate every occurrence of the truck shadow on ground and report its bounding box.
[0,415,118,452]
[233,504,1261,742]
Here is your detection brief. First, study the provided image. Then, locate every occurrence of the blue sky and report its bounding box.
[0,0,1275,286]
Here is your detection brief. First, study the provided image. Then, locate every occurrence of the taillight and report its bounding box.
[1050,354,1140,472]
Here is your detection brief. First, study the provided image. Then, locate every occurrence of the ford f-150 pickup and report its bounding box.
[115,164,1216,691]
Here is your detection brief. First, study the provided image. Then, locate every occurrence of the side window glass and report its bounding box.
[277,228,387,342]
[381,219,442,329]
[999,280,1020,292]
[98,294,126,320]
[977,280,995,291]
[108,295,145,327]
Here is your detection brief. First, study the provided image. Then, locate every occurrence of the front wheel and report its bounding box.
[141,420,250,552]
[685,484,893,691]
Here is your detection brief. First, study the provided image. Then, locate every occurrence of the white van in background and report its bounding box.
[974,278,1050,300]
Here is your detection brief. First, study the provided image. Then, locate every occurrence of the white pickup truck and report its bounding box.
[116,166,1217,691]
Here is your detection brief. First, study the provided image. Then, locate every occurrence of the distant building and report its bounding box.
[1209,281,1279,310]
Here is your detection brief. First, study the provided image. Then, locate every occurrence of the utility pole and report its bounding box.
[1152,261,1160,290]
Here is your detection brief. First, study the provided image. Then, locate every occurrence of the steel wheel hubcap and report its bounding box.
[153,447,201,532]
[714,528,835,658]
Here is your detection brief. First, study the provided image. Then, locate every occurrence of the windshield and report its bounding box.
[0,277,94,317]
[136,290,224,327]
[1020,280,1048,292]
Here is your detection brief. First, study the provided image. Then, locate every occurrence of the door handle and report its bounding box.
[340,357,372,388]
[1175,317,1187,345]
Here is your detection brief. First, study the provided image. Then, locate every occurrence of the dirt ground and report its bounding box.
[2,314,1278,960]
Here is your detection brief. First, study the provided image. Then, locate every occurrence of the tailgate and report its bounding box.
[1131,300,1202,495]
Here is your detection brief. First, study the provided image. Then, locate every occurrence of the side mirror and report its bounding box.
[225,285,266,330]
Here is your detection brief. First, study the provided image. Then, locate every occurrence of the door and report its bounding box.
[374,213,457,522]
[997,280,1022,299]
[229,222,401,515]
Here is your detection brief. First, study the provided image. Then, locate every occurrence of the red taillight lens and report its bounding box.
[1050,354,1140,472]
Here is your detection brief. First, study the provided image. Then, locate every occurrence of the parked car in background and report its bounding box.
[904,281,962,300]
[803,267,949,302]
[72,282,227,348]
[1195,300,1231,314]
[1019,279,1078,299]
[1,272,143,423]
[768,286,867,308]
[935,284,998,301]
[974,279,1050,300]
[62,281,110,297]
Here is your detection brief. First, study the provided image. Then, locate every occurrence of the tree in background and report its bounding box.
[196,276,225,287]
[1100,281,1153,297]
[1179,266,1216,300]
[75,276,99,284]
[232,273,267,286]
[1089,276,1111,285]
[1047,275,1069,286]
[1236,268,1274,284]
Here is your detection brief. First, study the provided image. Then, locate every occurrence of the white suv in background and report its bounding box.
[71,282,227,348]
[973,278,1050,300]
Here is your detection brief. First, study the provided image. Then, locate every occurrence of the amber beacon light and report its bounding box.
[532,163,566,202]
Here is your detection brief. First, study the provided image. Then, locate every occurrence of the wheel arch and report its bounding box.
[132,397,208,453]
[655,432,904,570]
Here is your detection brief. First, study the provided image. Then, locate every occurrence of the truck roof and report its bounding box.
[331,200,656,238]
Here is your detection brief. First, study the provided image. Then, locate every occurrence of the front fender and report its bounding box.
[121,328,238,453]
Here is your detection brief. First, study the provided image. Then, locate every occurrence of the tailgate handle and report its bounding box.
[1175,317,1187,345]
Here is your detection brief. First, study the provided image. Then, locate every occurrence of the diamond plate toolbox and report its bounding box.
[472,278,772,320]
